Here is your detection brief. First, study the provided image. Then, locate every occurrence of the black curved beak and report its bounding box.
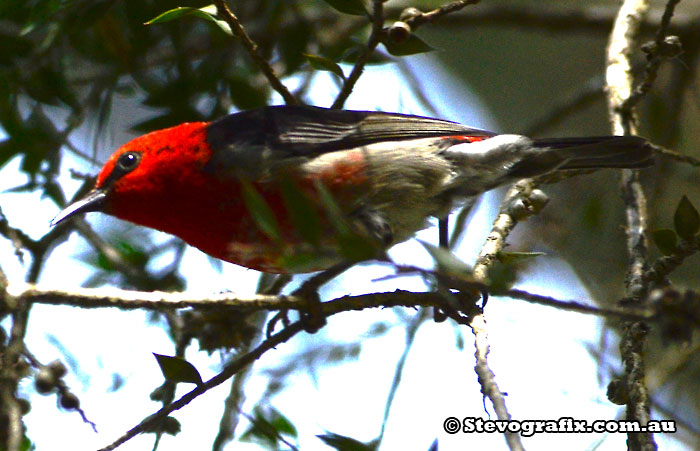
[51,188,108,227]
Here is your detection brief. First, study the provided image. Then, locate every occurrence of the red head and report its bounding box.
[51,122,238,249]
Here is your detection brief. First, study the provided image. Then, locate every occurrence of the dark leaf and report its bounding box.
[42,179,66,206]
[420,241,472,278]
[24,65,77,108]
[228,77,270,110]
[337,232,379,263]
[651,228,678,255]
[279,23,312,72]
[674,195,700,240]
[487,261,518,295]
[382,34,434,56]
[145,5,232,35]
[268,408,298,438]
[240,179,282,241]
[278,253,323,273]
[116,241,149,268]
[142,415,182,436]
[240,406,298,447]
[0,34,33,66]
[153,353,203,385]
[341,44,392,65]
[304,53,345,80]
[497,251,545,264]
[317,432,378,451]
[19,435,33,451]
[0,139,20,170]
[145,6,201,24]
[320,0,368,16]
[314,180,350,236]
[280,177,322,246]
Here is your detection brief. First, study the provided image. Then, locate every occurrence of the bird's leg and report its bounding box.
[433,218,450,323]
[290,262,353,334]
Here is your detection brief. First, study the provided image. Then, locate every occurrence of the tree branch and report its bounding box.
[403,0,481,31]
[605,1,662,449]
[622,0,684,110]
[98,319,307,451]
[469,182,541,451]
[213,0,297,105]
[331,0,386,109]
[396,4,699,35]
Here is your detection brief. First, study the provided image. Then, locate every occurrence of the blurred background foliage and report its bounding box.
[2,0,700,448]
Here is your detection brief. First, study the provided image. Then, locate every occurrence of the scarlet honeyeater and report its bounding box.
[53,105,653,273]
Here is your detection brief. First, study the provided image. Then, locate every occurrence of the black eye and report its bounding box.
[117,151,141,172]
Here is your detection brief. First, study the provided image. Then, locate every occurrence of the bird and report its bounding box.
[52,105,653,273]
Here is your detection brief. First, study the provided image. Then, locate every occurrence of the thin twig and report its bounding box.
[98,320,307,451]
[623,0,684,110]
[0,300,30,451]
[505,288,653,322]
[642,236,699,286]
[213,0,296,105]
[10,278,661,322]
[469,182,537,451]
[213,273,291,451]
[331,0,386,109]
[377,309,430,445]
[403,0,481,31]
[473,180,536,279]
[648,143,700,167]
[606,1,658,450]
[470,314,524,451]
[395,4,699,35]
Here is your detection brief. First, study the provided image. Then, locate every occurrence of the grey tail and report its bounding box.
[508,136,654,178]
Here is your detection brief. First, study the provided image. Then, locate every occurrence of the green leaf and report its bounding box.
[142,415,182,436]
[268,408,298,438]
[420,240,472,277]
[240,179,282,241]
[145,5,232,35]
[317,432,378,451]
[19,435,33,451]
[320,0,368,16]
[304,53,345,80]
[153,354,203,385]
[228,77,270,110]
[240,406,298,447]
[312,180,381,262]
[279,177,322,246]
[337,232,379,262]
[651,228,678,255]
[674,195,700,240]
[278,253,324,273]
[341,43,392,65]
[0,139,21,170]
[279,22,312,73]
[145,7,197,24]
[313,180,351,236]
[487,261,518,295]
[382,34,434,56]
[117,241,149,268]
[497,251,545,264]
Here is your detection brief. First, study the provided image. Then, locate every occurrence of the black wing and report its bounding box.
[205,105,493,157]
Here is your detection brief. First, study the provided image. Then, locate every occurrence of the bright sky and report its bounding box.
[0,56,689,450]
